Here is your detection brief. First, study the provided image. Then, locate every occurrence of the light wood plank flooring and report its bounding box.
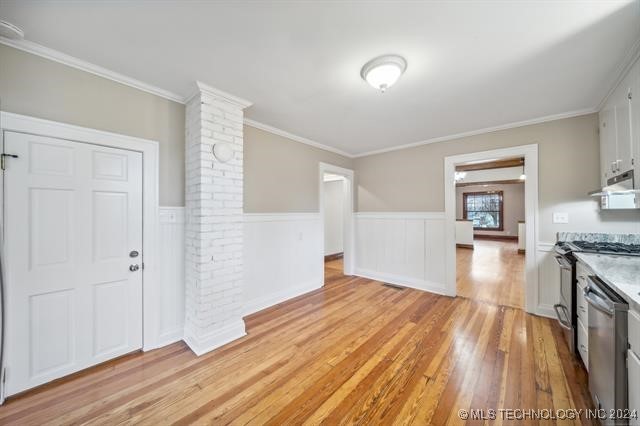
[457,239,525,309]
[0,253,592,425]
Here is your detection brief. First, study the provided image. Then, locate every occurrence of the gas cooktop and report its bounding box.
[557,240,640,256]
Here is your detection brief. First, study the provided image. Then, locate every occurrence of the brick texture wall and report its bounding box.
[184,83,251,355]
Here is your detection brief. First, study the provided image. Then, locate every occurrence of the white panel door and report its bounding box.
[3,131,143,396]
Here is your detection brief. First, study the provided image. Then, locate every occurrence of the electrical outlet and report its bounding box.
[552,212,569,224]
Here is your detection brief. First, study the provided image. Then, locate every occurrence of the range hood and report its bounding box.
[589,170,640,209]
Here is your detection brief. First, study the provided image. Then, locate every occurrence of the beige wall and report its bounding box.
[324,179,344,255]
[0,44,185,206]
[244,125,353,212]
[0,45,354,211]
[355,114,640,242]
[456,183,524,237]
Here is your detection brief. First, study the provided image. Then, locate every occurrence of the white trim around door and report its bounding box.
[0,112,163,358]
[444,144,539,314]
[319,162,354,283]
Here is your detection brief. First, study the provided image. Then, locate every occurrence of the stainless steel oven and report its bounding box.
[553,252,576,354]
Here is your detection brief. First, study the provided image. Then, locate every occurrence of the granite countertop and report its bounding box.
[574,252,640,312]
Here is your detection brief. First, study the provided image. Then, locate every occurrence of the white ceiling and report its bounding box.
[1,1,639,156]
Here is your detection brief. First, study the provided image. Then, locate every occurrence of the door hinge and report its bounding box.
[142,262,145,270]
[0,153,19,171]
[2,367,7,385]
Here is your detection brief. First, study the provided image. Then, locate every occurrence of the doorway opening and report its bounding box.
[455,157,526,308]
[444,144,539,314]
[323,173,346,280]
[319,163,354,286]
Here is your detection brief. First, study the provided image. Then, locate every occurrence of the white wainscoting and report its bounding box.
[354,212,448,295]
[243,213,323,316]
[155,209,558,343]
[536,242,560,318]
[157,207,185,346]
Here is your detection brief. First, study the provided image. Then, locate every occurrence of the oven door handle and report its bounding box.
[583,284,614,317]
[553,304,573,330]
[554,256,572,270]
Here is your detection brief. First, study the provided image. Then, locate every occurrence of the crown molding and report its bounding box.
[596,35,640,112]
[189,81,253,109]
[0,36,611,160]
[352,108,597,158]
[0,36,348,157]
[243,118,354,158]
[0,36,186,103]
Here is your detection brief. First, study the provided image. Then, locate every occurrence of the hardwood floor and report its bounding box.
[0,257,593,425]
[457,239,525,309]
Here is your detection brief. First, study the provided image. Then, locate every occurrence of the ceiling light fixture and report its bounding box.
[454,171,467,182]
[360,55,407,93]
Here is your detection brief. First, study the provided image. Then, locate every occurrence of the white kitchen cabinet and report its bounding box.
[599,56,639,186]
[630,309,640,357]
[631,59,640,189]
[613,74,633,173]
[577,317,588,370]
[600,102,618,186]
[630,309,640,426]
[629,349,640,426]
[576,276,588,325]
[576,262,590,328]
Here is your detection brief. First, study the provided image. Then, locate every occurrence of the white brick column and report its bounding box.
[184,82,252,356]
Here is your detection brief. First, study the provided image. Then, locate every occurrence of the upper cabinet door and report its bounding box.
[599,57,639,184]
[631,59,640,189]
[614,71,633,173]
[600,101,617,184]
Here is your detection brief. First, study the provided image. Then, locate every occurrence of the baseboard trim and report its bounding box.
[474,234,518,241]
[243,280,322,317]
[354,268,452,297]
[456,244,474,249]
[536,304,556,319]
[324,252,344,261]
[152,328,184,350]
[183,320,246,356]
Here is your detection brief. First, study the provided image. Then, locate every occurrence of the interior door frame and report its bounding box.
[0,113,162,371]
[319,162,354,284]
[444,144,539,314]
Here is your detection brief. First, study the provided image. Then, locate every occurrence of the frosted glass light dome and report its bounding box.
[361,55,407,93]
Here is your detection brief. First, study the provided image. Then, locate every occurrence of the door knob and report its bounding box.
[129,264,140,272]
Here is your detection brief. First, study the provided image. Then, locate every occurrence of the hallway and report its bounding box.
[456,239,525,309]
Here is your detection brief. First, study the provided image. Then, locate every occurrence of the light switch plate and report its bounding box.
[553,212,569,224]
